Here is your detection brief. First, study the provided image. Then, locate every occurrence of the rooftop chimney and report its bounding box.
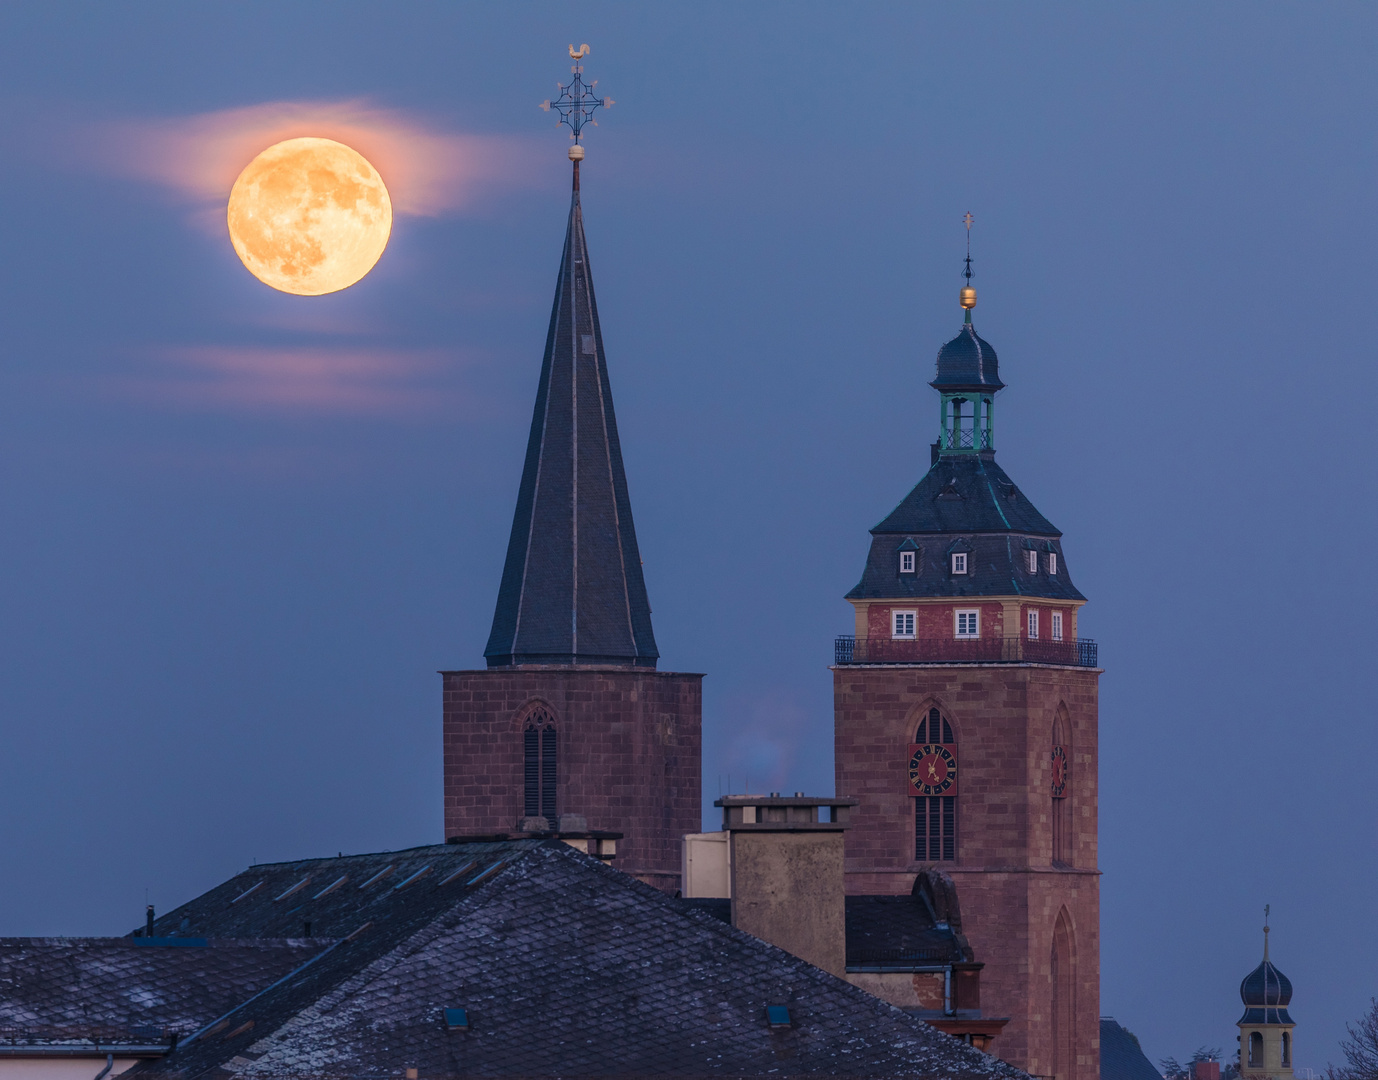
[684,794,858,977]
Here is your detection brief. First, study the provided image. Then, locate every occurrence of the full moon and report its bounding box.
[226,137,392,296]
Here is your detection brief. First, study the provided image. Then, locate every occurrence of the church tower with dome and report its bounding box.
[833,239,1101,1080]
[1238,913,1296,1079]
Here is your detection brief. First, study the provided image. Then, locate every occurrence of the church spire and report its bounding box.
[485,51,656,669]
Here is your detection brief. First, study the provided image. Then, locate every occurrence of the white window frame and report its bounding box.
[1027,609,1039,640]
[954,608,980,639]
[1051,611,1064,642]
[899,550,915,574]
[892,610,916,639]
[1025,549,1037,573]
[951,552,967,575]
[1048,552,1058,576]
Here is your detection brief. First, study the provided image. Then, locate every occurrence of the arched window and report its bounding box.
[1051,910,1075,1080]
[523,708,557,828]
[1282,1031,1291,1067]
[1248,1032,1263,1067]
[1052,710,1071,867]
[914,707,956,862]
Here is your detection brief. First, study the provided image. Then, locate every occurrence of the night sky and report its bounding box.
[0,3,1373,1071]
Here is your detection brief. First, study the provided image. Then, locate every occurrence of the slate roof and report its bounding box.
[0,939,323,1050]
[931,323,1004,392]
[845,896,969,968]
[112,841,1028,1080]
[484,171,658,668]
[1098,1019,1161,1080]
[1239,958,1293,1025]
[846,454,1084,602]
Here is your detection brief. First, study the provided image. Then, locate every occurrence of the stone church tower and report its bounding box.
[442,85,701,893]
[833,271,1101,1078]
[1238,916,1295,1080]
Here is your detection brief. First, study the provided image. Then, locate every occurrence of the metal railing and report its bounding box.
[834,635,1098,667]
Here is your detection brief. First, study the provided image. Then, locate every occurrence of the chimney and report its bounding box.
[683,793,858,977]
[144,905,155,938]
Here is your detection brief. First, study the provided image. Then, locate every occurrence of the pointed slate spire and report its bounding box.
[484,165,658,668]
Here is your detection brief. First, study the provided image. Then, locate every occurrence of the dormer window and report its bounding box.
[899,551,915,574]
[1048,552,1058,576]
[892,610,916,639]
[1025,549,1037,574]
[951,552,967,575]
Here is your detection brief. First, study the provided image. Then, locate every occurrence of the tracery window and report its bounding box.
[1052,711,1071,867]
[914,707,956,862]
[523,708,557,828]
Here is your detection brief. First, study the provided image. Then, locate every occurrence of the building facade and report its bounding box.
[834,282,1101,1079]
[442,146,701,893]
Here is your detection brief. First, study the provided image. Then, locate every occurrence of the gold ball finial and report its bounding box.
[568,144,585,162]
[959,286,977,310]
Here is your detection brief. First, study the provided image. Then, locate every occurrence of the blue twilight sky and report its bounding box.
[0,2,1374,1070]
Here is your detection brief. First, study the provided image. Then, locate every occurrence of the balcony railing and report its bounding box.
[834,635,1098,667]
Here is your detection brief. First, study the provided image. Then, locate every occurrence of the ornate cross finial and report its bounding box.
[962,212,975,284]
[539,44,614,146]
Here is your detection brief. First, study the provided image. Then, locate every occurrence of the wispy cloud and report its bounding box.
[87,99,545,217]
[105,345,470,417]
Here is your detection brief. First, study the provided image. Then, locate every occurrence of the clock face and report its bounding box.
[1051,745,1068,798]
[908,743,957,795]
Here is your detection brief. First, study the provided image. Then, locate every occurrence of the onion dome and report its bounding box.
[1238,958,1294,1025]
[931,323,1004,392]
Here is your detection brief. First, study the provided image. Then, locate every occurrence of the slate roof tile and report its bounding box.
[118,842,1029,1080]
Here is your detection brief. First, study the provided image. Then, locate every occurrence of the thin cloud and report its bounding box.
[90,99,545,216]
[106,345,468,417]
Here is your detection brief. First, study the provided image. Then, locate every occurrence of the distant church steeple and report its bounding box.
[484,52,657,668]
[1238,907,1296,1079]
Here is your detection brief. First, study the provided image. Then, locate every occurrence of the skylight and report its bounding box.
[312,875,349,900]
[231,882,264,904]
[357,866,395,889]
[766,1005,792,1028]
[273,877,311,902]
[444,1008,470,1030]
[436,862,476,888]
[392,866,432,891]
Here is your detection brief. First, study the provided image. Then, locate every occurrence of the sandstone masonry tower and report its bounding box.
[833,251,1101,1079]
[442,56,701,892]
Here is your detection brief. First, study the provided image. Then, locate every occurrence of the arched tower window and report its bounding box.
[1248,1032,1263,1067]
[1051,909,1075,1080]
[1282,1031,1291,1067]
[522,708,557,828]
[1051,710,1071,867]
[914,707,957,862]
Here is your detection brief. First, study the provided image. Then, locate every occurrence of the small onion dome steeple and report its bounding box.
[1239,960,1294,1024]
[931,323,1004,393]
[1239,919,1294,1025]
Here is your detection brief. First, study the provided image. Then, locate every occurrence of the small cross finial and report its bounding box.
[538,44,614,148]
[958,212,977,319]
[1263,904,1271,960]
[962,212,975,284]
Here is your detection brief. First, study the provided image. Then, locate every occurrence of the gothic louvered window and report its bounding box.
[915,707,956,862]
[1051,712,1070,867]
[523,710,557,828]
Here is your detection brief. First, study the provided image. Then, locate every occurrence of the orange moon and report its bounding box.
[226,137,392,296]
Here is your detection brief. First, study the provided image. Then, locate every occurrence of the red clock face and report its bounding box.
[908,743,957,795]
[1051,745,1068,798]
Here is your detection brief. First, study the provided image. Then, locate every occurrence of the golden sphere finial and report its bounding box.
[959,286,977,310]
[568,144,585,162]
